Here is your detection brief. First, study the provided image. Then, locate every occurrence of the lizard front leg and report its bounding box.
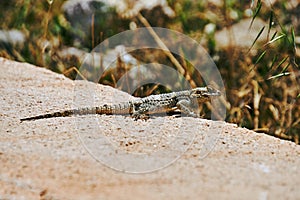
[176,99,200,118]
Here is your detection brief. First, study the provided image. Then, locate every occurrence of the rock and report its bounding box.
[0,57,299,199]
[0,29,25,47]
[214,18,276,49]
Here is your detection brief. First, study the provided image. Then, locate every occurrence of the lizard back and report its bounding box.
[20,86,220,121]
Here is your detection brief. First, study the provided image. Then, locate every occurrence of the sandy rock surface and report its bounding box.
[0,57,299,199]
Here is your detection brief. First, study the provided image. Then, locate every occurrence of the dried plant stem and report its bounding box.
[91,14,95,49]
[63,66,87,81]
[252,80,261,130]
[43,1,53,40]
[137,12,196,88]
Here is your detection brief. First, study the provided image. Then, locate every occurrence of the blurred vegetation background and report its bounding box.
[0,0,299,143]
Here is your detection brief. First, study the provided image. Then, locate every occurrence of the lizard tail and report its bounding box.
[20,110,74,121]
[20,107,108,122]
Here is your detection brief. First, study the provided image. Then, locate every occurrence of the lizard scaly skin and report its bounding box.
[20,86,221,121]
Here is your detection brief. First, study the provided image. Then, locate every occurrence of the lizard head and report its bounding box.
[190,86,221,101]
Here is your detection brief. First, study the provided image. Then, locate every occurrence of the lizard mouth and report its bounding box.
[204,91,221,97]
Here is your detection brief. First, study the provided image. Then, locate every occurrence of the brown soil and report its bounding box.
[0,57,299,200]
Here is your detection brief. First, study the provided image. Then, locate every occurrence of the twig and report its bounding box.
[137,12,196,88]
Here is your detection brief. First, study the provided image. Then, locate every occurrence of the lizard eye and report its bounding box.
[190,89,205,97]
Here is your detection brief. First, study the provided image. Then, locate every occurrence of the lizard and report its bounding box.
[20,86,221,121]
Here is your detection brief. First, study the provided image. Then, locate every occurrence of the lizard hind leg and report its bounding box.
[131,102,150,120]
[132,112,150,120]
